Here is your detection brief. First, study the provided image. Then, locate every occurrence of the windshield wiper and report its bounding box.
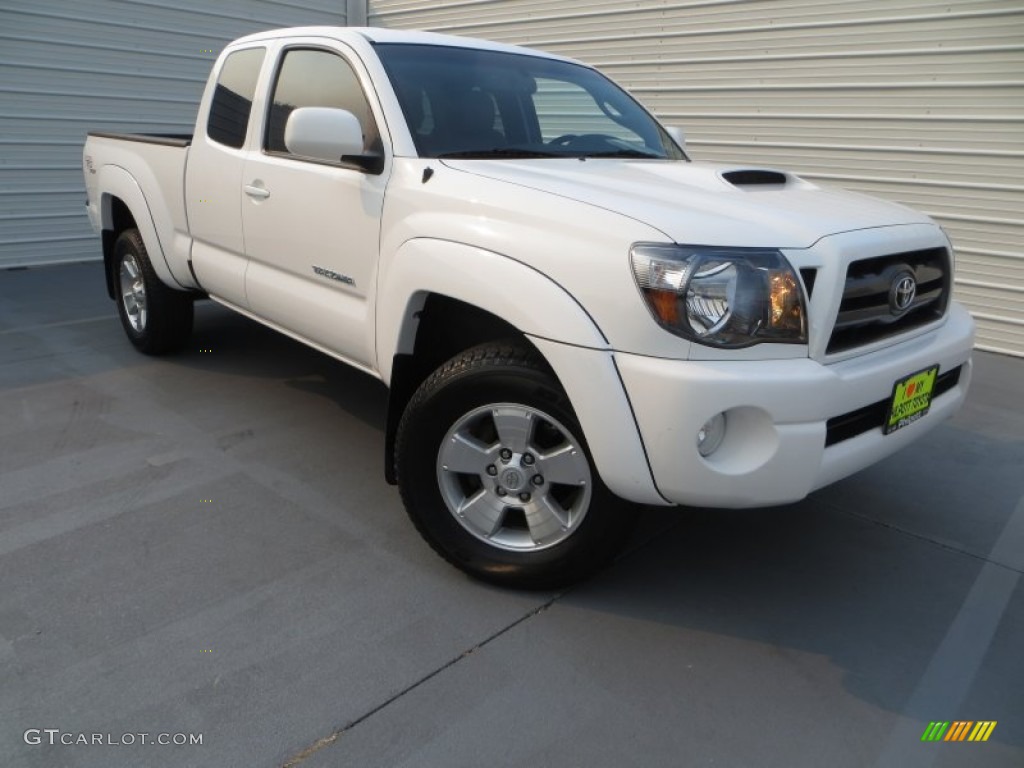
[437,148,562,159]
[581,148,663,159]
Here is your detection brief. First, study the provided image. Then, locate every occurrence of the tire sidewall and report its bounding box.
[111,228,193,355]
[398,359,626,587]
[113,231,149,345]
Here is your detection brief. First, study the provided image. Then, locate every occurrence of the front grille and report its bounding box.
[825,365,962,446]
[827,247,950,354]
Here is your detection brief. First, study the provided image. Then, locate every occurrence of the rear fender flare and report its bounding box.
[97,165,182,289]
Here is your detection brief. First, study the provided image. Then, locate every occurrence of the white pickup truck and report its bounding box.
[83,26,975,587]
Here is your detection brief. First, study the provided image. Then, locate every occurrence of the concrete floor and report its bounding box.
[1,262,1021,768]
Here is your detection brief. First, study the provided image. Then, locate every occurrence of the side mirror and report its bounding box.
[665,125,686,152]
[284,107,382,173]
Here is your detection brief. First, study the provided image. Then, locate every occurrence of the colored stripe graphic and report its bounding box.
[923,721,997,742]
[945,721,972,741]
[969,722,998,742]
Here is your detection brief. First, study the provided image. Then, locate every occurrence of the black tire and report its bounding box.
[112,228,193,355]
[395,341,634,589]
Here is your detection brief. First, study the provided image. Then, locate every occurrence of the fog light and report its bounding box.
[697,413,726,457]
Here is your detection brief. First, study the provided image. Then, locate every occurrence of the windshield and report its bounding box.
[375,43,686,161]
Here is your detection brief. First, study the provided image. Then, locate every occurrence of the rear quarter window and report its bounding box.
[207,47,265,149]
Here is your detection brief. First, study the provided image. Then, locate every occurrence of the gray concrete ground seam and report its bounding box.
[874,493,1024,766]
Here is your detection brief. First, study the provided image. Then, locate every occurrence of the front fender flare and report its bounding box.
[377,238,666,506]
[376,238,608,382]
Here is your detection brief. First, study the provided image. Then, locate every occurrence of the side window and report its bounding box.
[207,48,265,149]
[266,48,381,157]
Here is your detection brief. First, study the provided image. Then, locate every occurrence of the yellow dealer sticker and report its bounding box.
[885,365,939,434]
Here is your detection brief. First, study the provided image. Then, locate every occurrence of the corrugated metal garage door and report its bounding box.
[0,0,351,271]
[369,0,1024,357]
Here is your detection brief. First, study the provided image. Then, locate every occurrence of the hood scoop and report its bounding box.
[722,168,789,187]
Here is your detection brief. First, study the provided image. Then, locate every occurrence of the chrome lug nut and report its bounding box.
[531,474,544,486]
[495,487,507,497]
[518,492,531,502]
[499,448,513,461]
[522,453,535,466]
[486,464,498,476]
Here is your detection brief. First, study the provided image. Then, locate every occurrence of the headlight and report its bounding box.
[630,244,807,348]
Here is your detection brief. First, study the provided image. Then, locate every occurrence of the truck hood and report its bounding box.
[440,158,932,249]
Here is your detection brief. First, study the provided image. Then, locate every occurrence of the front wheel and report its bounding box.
[395,341,634,589]
[113,228,193,355]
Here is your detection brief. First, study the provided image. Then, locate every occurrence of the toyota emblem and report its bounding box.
[889,271,917,315]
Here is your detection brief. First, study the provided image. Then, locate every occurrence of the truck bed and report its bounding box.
[83,131,196,291]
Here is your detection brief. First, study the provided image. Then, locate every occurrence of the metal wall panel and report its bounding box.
[369,0,1024,356]
[0,0,348,270]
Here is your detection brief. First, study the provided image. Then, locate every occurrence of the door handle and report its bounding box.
[243,183,270,200]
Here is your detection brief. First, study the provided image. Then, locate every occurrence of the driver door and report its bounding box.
[241,43,388,368]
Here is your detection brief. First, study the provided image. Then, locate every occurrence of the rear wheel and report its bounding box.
[113,228,193,354]
[395,341,634,589]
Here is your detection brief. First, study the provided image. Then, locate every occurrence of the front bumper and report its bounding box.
[615,303,975,508]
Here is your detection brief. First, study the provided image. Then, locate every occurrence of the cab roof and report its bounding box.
[230,26,576,64]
